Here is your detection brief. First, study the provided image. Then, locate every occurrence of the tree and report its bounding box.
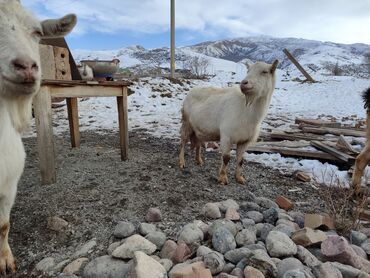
[364,52,370,73]
[183,56,210,78]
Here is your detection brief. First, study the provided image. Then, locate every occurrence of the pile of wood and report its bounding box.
[248,118,365,170]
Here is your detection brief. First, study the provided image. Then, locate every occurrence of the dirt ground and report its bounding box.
[10,130,325,277]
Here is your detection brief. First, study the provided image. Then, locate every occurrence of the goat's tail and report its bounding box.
[362,87,370,140]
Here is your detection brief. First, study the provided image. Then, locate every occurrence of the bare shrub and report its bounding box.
[365,52,370,73]
[332,61,343,76]
[313,168,368,235]
[182,56,210,78]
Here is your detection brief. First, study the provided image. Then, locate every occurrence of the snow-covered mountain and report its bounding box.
[72,35,370,78]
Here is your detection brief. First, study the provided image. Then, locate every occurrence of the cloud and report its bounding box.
[22,0,370,44]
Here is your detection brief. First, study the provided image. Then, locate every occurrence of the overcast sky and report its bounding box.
[22,0,370,50]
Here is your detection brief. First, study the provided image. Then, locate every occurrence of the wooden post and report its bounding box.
[66,97,80,147]
[283,48,315,82]
[170,0,175,78]
[117,87,129,160]
[33,86,56,185]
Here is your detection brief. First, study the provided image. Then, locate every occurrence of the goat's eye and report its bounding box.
[262,70,269,74]
[32,29,43,38]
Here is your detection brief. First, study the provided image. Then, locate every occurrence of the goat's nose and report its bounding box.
[11,58,39,83]
[241,80,249,85]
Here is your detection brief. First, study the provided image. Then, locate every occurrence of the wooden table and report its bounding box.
[33,79,132,185]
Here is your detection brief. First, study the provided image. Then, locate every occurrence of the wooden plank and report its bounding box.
[295,118,341,128]
[33,86,56,185]
[53,46,71,80]
[247,146,340,162]
[283,48,315,82]
[117,87,129,160]
[39,44,56,79]
[270,131,337,142]
[42,79,132,86]
[48,85,125,98]
[311,140,356,164]
[301,126,366,137]
[255,140,310,148]
[336,135,359,154]
[66,98,80,148]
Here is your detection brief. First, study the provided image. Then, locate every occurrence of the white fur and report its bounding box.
[179,60,279,185]
[78,64,94,80]
[0,0,76,273]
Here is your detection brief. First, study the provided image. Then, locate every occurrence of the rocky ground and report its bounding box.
[8,130,368,277]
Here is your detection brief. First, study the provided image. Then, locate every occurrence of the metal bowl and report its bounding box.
[80,59,120,78]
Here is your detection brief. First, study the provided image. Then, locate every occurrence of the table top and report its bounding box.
[42,79,132,87]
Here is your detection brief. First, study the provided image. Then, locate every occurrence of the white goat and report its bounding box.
[179,60,279,185]
[0,0,76,274]
[78,64,94,80]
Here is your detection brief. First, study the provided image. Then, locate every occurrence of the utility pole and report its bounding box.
[170,0,175,78]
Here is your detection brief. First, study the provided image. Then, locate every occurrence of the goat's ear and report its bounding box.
[245,61,253,70]
[270,59,279,73]
[41,14,77,38]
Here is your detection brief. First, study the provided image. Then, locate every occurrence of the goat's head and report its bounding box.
[240,60,279,101]
[0,0,76,98]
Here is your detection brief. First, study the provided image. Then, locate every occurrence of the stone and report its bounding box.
[219,273,239,278]
[63,258,88,274]
[240,201,261,212]
[278,213,294,221]
[304,213,335,230]
[35,257,55,274]
[224,247,252,264]
[276,219,299,231]
[202,203,222,219]
[159,258,173,272]
[291,227,327,247]
[263,208,279,225]
[312,262,343,278]
[203,251,225,275]
[138,223,156,236]
[172,242,192,263]
[350,230,367,246]
[361,238,370,255]
[255,197,279,209]
[296,246,321,268]
[266,231,297,258]
[289,211,305,229]
[193,220,209,236]
[235,228,257,246]
[351,244,367,259]
[57,274,79,278]
[283,269,314,278]
[230,268,244,278]
[331,262,362,278]
[259,223,275,241]
[130,251,167,278]
[112,234,157,259]
[178,223,204,245]
[244,266,265,278]
[273,224,295,237]
[244,249,278,277]
[245,243,267,252]
[47,216,68,231]
[225,208,240,221]
[212,227,236,254]
[241,218,255,228]
[246,211,264,223]
[113,221,136,238]
[196,245,213,257]
[208,219,238,237]
[160,239,178,260]
[82,255,131,278]
[145,231,166,250]
[321,236,370,270]
[295,171,311,182]
[107,242,121,255]
[73,239,97,258]
[277,258,304,278]
[169,262,211,278]
[222,263,235,274]
[218,199,240,213]
[276,196,294,210]
[146,207,162,222]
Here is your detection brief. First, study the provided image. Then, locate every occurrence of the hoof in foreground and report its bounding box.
[0,249,16,276]
[218,175,229,185]
[236,175,246,185]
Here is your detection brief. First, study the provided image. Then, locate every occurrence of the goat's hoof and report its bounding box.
[218,176,229,185]
[0,248,16,275]
[236,176,246,185]
[179,161,185,169]
[196,159,204,166]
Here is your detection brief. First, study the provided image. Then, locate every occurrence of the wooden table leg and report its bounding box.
[117,87,128,160]
[66,97,80,147]
[33,86,56,185]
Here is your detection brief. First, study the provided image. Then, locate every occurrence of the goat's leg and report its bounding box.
[218,138,231,185]
[195,140,204,166]
[235,142,248,185]
[352,145,370,193]
[0,182,17,275]
[179,124,188,169]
